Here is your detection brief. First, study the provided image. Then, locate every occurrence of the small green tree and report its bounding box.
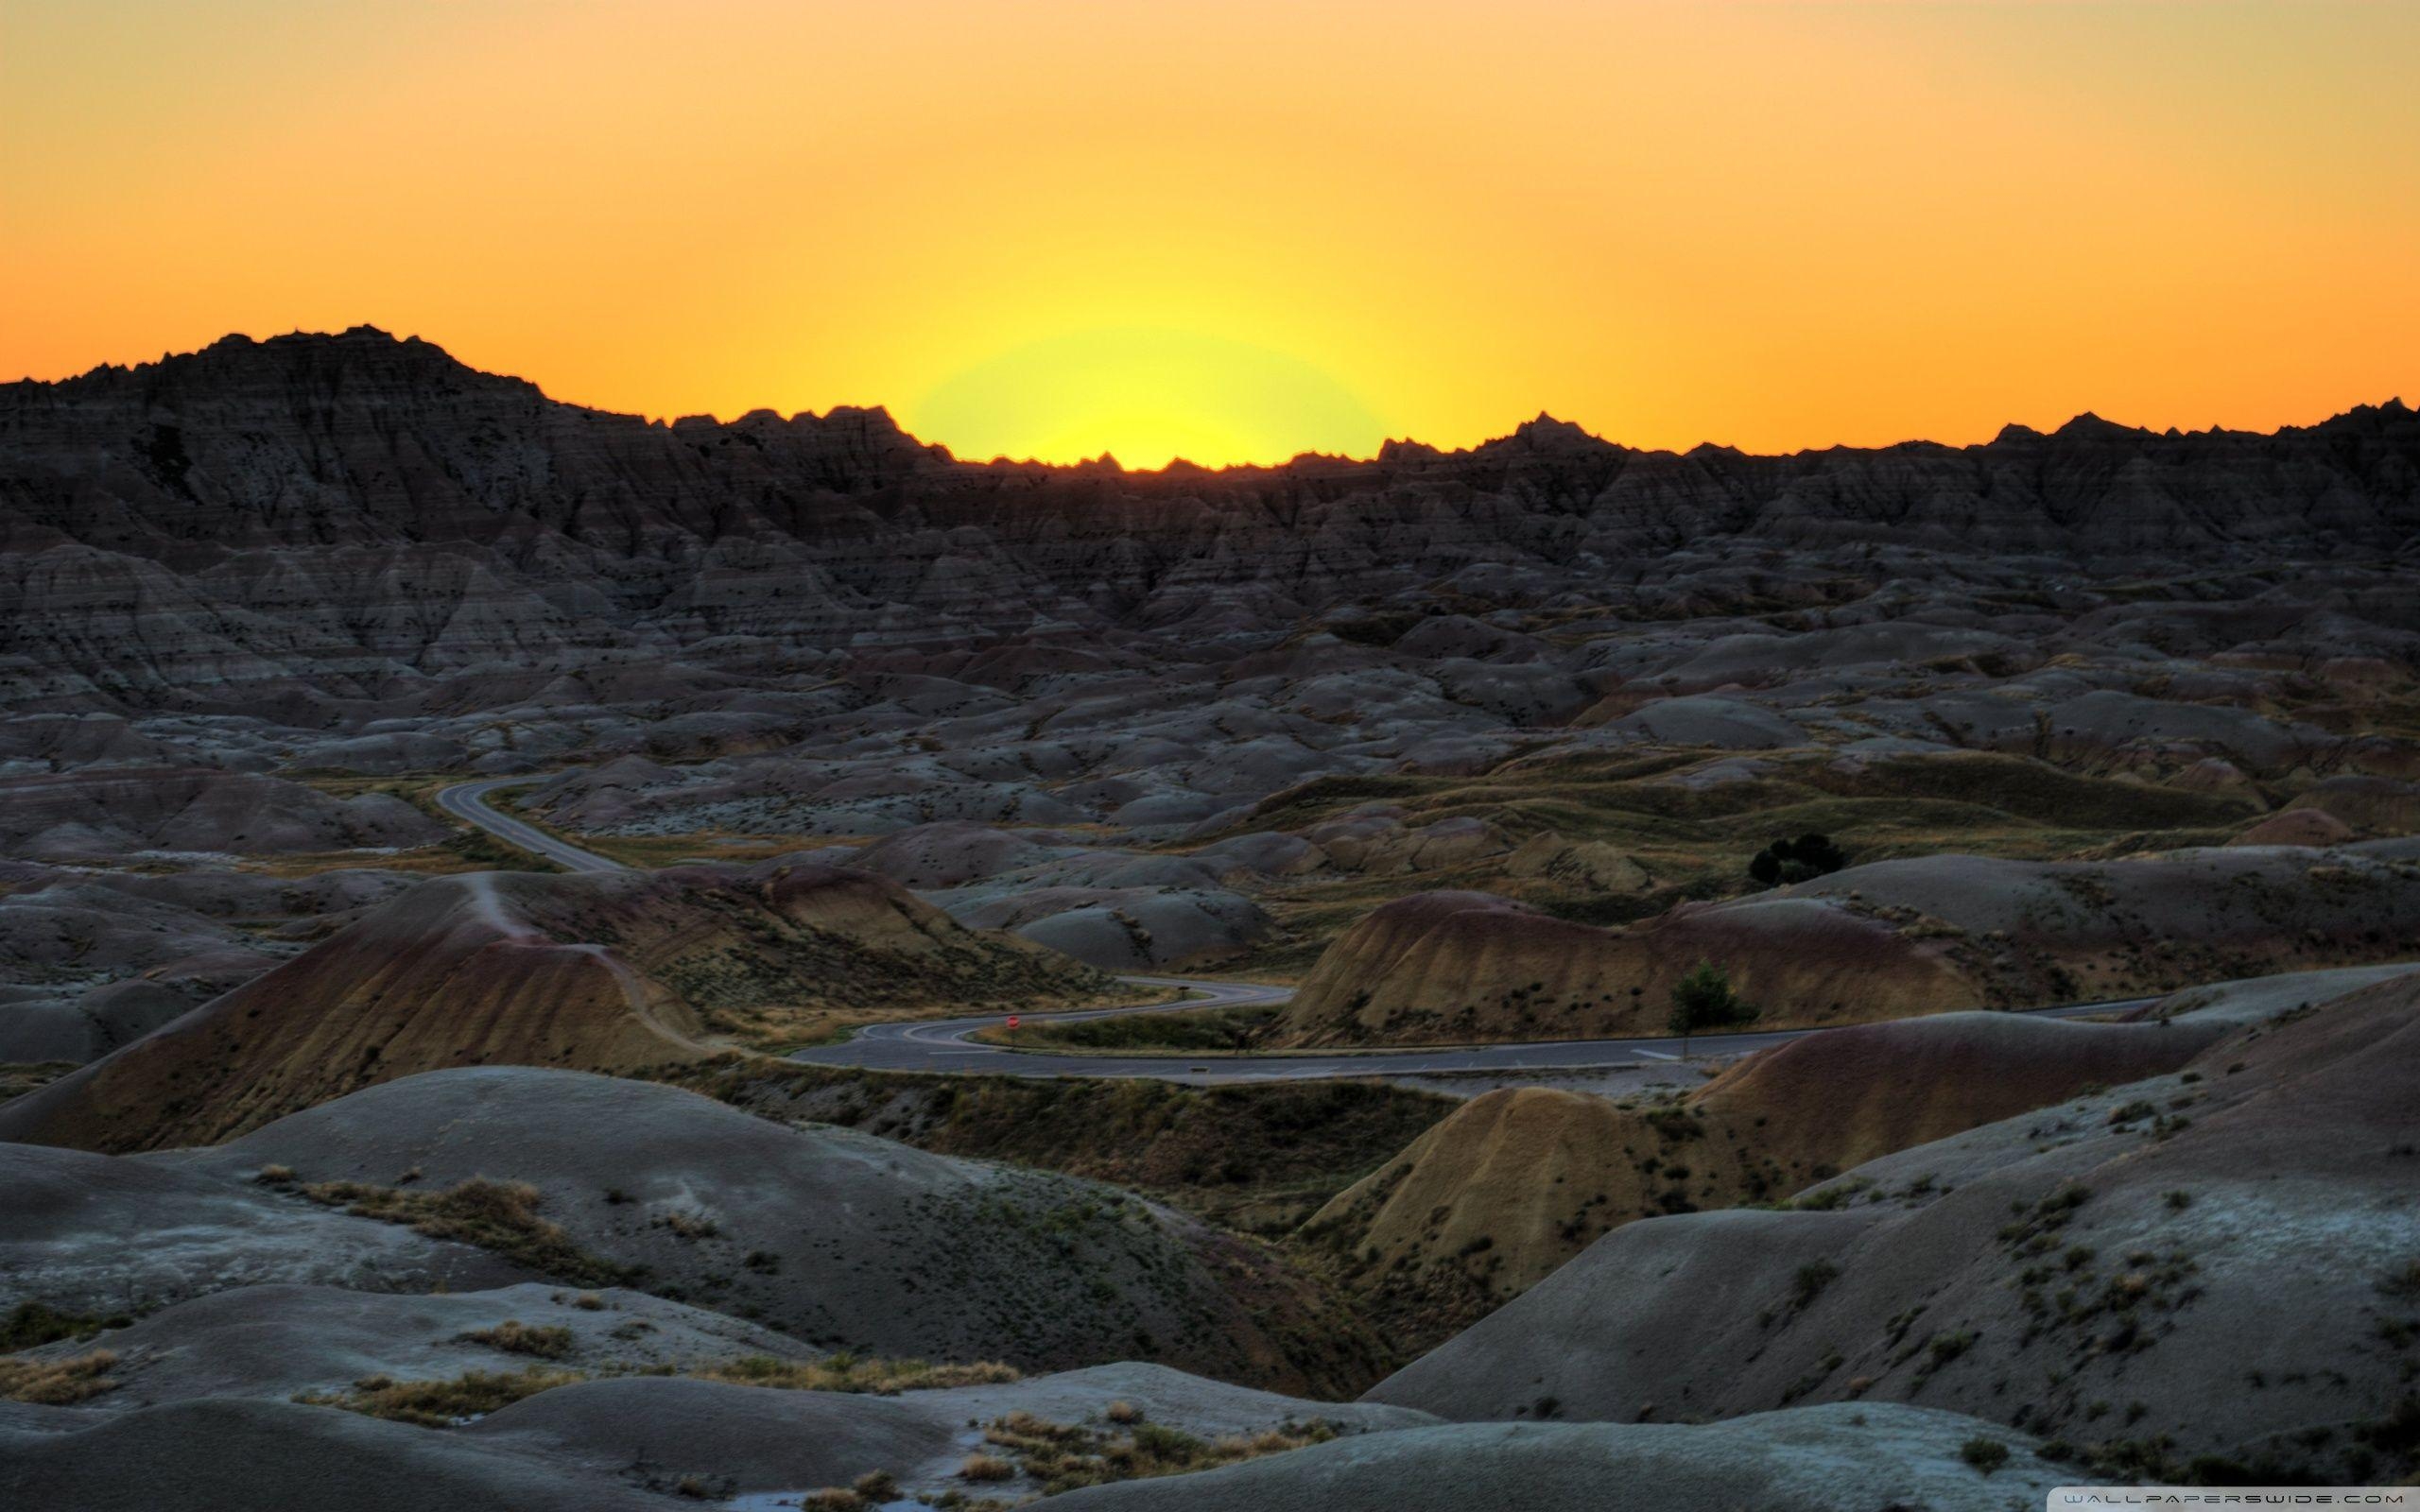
[1667,960,1757,1056]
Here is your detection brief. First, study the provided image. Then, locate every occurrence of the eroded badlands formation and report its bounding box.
[5,330,2419,1506]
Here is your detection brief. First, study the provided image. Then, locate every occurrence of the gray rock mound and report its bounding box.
[1045,1404,2060,1511]
[1368,970,2420,1483]
[0,1398,666,1512]
[158,1067,1370,1390]
[0,1142,527,1316]
[13,1283,813,1410]
[0,769,443,859]
[462,1376,950,1498]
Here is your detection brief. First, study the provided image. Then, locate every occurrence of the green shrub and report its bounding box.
[1961,1437,2011,1474]
[0,1302,130,1351]
[1668,962,1758,1050]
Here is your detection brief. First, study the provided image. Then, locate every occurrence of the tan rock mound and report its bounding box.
[1275,890,1971,1046]
[1280,846,2420,1046]
[2229,808,2356,847]
[1501,832,1651,892]
[1300,812,1512,874]
[1369,968,2420,1485]
[2286,774,2420,834]
[0,861,1112,1152]
[1305,1009,2222,1343]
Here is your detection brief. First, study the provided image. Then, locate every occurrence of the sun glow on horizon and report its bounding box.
[3,2,2416,466]
[908,328,1386,470]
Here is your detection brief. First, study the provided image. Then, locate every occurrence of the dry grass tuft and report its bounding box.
[0,1349,120,1405]
[299,1177,636,1288]
[691,1352,1019,1396]
[799,1472,901,1512]
[294,1366,581,1427]
[458,1320,576,1359]
[974,1410,1338,1494]
[959,1452,1017,1483]
[299,1351,1020,1427]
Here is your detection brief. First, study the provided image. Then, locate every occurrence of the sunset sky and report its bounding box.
[5,1,2416,468]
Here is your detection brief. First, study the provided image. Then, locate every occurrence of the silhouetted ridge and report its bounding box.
[4,326,2418,716]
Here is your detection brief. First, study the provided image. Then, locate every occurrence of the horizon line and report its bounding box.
[10,323,2414,476]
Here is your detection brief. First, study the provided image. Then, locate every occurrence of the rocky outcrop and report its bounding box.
[1272,888,1977,1046]
[5,330,2416,715]
[1501,832,1649,891]
[142,1067,1380,1391]
[1302,1006,2227,1344]
[1275,846,2420,1046]
[1043,1405,2062,1511]
[1366,969,2420,1485]
[0,861,1114,1152]
[0,768,443,858]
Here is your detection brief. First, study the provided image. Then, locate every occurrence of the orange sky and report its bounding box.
[5,1,2416,468]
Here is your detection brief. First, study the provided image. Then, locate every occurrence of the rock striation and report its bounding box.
[4,329,2416,717]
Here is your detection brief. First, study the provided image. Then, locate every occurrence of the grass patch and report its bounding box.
[436,829,562,872]
[296,1366,579,1427]
[261,775,561,875]
[298,1177,639,1289]
[981,1004,1280,1054]
[1790,1261,1841,1310]
[666,1057,1454,1239]
[298,1353,1022,1427]
[459,1321,576,1359]
[0,1349,121,1404]
[1,1302,131,1351]
[1175,742,2290,979]
[475,790,803,870]
[972,1407,1340,1495]
[691,1351,1018,1395]
[958,1452,1017,1483]
[0,1061,78,1103]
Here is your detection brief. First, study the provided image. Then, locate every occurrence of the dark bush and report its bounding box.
[1961,1437,2011,1474]
[1667,961,1759,1052]
[1750,833,1849,885]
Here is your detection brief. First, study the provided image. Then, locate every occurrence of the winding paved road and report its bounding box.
[437,776,2154,1084]
[781,983,2152,1083]
[436,777,625,873]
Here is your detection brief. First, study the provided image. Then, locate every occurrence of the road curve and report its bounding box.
[436,777,626,873]
[438,775,2155,1084]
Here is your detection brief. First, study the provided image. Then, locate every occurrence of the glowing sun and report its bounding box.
[907,327,1387,471]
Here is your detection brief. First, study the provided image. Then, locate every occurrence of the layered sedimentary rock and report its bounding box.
[1367,969,2420,1484]
[1303,1004,2241,1339]
[0,861,1113,1152]
[0,768,443,858]
[1274,844,2420,1045]
[5,329,2417,716]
